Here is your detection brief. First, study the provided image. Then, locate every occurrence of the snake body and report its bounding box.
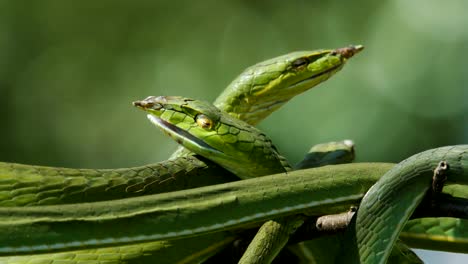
[0,46,363,263]
[1,45,467,263]
[0,146,467,258]
[346,146,468,263]
[1,46,360,206]
[136,95,299,263]
[0,157,238,206]
[0,162,391,254]
[0,141,356,264]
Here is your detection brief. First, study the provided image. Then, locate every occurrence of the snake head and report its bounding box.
[133,96,221,152]
[134,96,288,178]
[215,45,364,124]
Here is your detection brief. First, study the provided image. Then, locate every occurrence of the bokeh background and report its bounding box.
[0,1,467,262]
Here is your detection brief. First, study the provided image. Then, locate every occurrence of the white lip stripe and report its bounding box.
[0,193,363,253]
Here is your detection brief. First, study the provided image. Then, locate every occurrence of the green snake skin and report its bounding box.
[1,46,361,207]
[0,162,393,254]
[134,96,290,178]
[344,145,468,264]
[401,218,468,253]
[0,46,363,263]
[0,157,237,206]
[0,140,355,264]
[1,146,466,257]
[2,44,467,263]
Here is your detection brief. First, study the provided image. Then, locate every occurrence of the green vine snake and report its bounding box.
[0,45,362,263]
[0,45,467,263]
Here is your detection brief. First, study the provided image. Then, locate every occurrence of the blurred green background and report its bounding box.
[0,0,467,262]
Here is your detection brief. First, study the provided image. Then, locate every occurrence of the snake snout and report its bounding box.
[133,96,165,110]
[332,45,364,59]
[133,100,153,108]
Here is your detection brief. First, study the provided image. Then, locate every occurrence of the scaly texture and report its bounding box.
[135,98,364,263]
[134,96,290,178]
[2,144,467,257]
[170,45,363,158]
[0,232,236,264]
[345,145,468,264]
[1,140,356,264]
[401,218,468,253]
[135,95,299,263]
[0,157,237,206]
[0,46,362,206]
[213,47,363,125]
[0,45,363,264]
[0,162,393,255]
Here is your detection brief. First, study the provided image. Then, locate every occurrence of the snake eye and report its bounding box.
[196,114,214,129]
[291,58,309,68]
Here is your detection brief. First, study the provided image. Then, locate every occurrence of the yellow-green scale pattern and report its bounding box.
[138,96,290,179]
